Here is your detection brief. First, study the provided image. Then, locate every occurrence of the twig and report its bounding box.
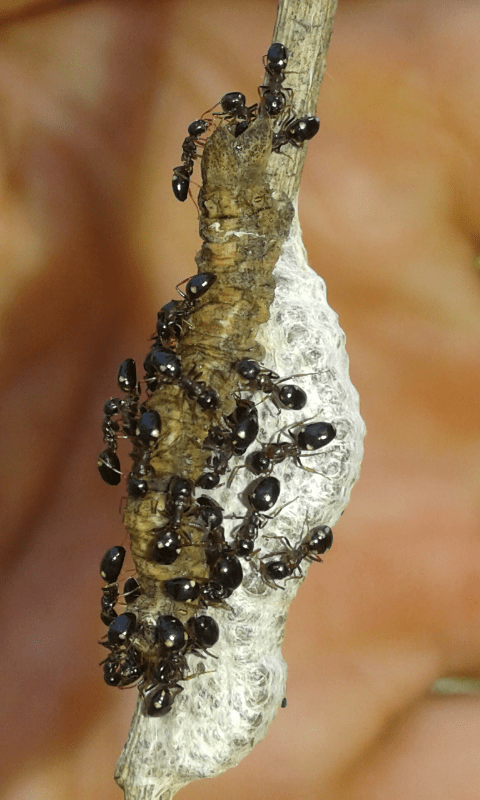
[267,0,338,199]
[114,2,365,800]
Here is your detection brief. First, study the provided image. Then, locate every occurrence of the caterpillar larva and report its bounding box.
[97,41,365,800]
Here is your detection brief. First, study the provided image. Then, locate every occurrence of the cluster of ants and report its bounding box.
[96,269,335,714]
[172,42,320,202]
[96,43,330,718]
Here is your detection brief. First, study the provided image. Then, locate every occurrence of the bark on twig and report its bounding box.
[267,0,338,199]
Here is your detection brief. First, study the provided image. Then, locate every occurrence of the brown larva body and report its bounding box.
[123,114,293,606]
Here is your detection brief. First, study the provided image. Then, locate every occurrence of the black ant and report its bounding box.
[260,524,333,589]
[230,476,282,558]
[99,545,126,626]
[228,417,336,487]
[234,358,308,411]
[98,358,140,486]
[272,115,320,152]
[259,42,292,117]
[151,272,217,349]
[201,92,258,138]
[172,118,210,202]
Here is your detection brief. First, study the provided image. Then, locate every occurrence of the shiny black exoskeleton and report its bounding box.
[143,652,190,716]
[100,584,119,626]
[248,475,281,512]
[144,346,182,389]
[166,475,194,527]
[152,528,182,565]
[117,358,138,394]
[294,420,336,451]
[197,506,243,591]
[260,42,291,117]
[107,612,137,647]
[156,614,189,653]
[100,546,126,584]
[214,91,258,136]
[199,398,258,488]
[206,398,259,457]
[179,370,219,411]
[246,420,336,478]
[196,495,224,531]
[151,475,196,559]
[153,653,188,686]
[176,272,217,305]
[164,577,200,603]
[153,299,185,347]
[127,473,149,499]
[195,468,222,490]
[113,358,140,437]
[187,614,219,650]
[199,579,234,605]
[97,448,122,485]
[152,276,216,347]
[100,546,126,625]
[261,525,333,588]
[172,118,210,201]
[123,576,142,603]
[98,358,140,483]
[232,476,281,558]
[146,685,177,716]
[128,408,162,490]
[210,553,243,591]
[135,409,162,445]
[102,648,143,688]
[272,115,320,152]
[235,359,307,410]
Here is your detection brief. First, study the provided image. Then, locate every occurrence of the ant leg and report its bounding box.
[226,462,250,488]
[275,370,318,386]
[188,184,200,213]
[201,100,221,117]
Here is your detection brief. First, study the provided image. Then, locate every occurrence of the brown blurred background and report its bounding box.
[0,1,479,799]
